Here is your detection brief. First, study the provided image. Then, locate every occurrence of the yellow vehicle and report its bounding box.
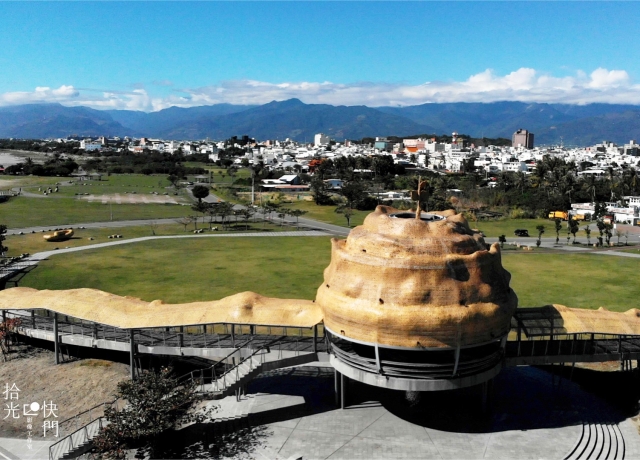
[548,211,568,220]
[43,229,74,242]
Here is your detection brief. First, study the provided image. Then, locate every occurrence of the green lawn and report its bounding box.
[286,200,369,228]
[470,218,600,240]
[37,174,178,197]
[504,252,640,312]
[0,196,191,228]
[16,234,640,312]
[21,236,333,303]
[4,221,290,257]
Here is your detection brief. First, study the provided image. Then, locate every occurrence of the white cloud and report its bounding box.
[1,68,640,112]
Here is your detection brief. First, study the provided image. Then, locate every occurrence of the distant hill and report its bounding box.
[535,111,640,146]
[1,100,640,145]
[105,104,256,138]
[159,98,435,141]
[0,104,132,138]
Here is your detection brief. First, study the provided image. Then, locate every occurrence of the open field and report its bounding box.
[0,196,191,228]
[16,234,640,312]
[4,221,298,257]
[504,252,640,311]
[20,236,333,303]
[286,200,369,228]
[471,217,600,239]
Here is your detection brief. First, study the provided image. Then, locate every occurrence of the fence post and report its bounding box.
[231,324,235,348]
[313,325,318,353]
[54,313,60,365]
[129,329,136,380]
[179,326,184,348]
[31,310,35,329]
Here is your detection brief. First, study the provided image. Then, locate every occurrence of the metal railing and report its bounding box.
[48,399,121,460]
[178,336,284,395]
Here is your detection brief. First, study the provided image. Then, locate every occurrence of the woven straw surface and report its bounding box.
[0,287,322,329]
[554,304,640,336]
[316,206,518,348]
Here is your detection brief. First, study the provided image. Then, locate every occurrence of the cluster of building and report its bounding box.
[70,129,640,182]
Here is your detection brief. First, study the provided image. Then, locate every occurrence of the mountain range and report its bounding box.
[1,100,640,146]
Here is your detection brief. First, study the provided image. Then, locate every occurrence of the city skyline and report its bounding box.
[1,1,639,111]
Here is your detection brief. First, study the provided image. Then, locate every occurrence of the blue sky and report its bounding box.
[1,2,639,111]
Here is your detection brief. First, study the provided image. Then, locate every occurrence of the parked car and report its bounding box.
[514,229,529,237]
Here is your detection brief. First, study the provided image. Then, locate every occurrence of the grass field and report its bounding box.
[4,221,291,257]
[0,196,191,228]
[286,200,369,228]
[21,236,333,303]
[17,234,640,312]
[503,252,640,311]
[470,218,600,239]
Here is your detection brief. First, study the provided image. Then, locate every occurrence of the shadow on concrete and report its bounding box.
[372,366,630,433]
[155,425,272,459]
[232,365,634,436]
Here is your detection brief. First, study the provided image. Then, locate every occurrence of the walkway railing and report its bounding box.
[177,336,284,394]
[48,399,121,460]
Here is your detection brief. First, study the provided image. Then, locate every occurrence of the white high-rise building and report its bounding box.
[314,133,330,147]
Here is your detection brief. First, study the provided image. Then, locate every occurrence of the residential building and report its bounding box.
[512,129,534,149]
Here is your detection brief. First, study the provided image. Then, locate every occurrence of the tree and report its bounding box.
[584,225,592,246]
[498,234,506,248]
[167,174,180,189]
[93,367,213,458]
[310,175,332,205]
[604,222,613,246]
[554,219,562,244]
[288,209,308,230]
[568,219,579,243]
[335,205,355,227]
[535,224,545,248]
[215,202,234,229]
[149,221,159,236]
[340,180,367,209]
[191,201,209,229]
[0,317,21,361]
[191,185,210,203]
[175,217,193,232]
[237,207,255,230]
[596,219,606,246]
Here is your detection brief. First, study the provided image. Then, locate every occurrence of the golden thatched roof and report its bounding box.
[317,206,518,348]
[0,287,322,329]
[554,305,640,336]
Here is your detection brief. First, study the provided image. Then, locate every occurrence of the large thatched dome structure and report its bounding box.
[319,205,518,391]
[318,205,517,348]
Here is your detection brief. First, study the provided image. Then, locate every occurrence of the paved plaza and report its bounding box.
[207,363,640,460]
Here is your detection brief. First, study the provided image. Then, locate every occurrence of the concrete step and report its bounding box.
[197,394,256,432]
[611,423,626,460]
[564,423,588,460]
[601,424,615,460]
[564,421,627,460]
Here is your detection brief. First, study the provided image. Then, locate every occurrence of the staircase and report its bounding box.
[48,343,319,460]
[564,421,626,460]
[186,340,320,400]
[48,401,116,460]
